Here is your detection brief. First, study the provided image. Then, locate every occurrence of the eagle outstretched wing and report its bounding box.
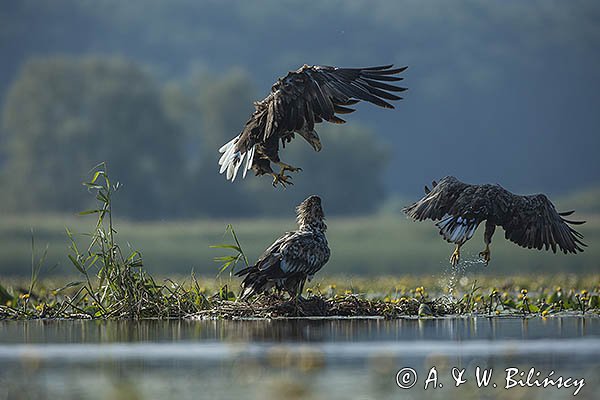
[403,176,490,244]
[403,177,471,222]
[219,64,407,182]
[502,194,586,254]
[260,64,408,141]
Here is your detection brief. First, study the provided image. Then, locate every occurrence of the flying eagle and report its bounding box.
[218,64,406,187]
[403,176,586,266]
[235,195,330,300]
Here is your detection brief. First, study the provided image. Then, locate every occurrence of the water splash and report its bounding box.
[439,252,487,299]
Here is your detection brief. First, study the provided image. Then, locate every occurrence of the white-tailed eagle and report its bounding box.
[235,195,330,299]
[218,64,406,187]
[403,176,586,266]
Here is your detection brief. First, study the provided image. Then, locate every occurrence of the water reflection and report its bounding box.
[0,316,597,344]
[0,317,598,400]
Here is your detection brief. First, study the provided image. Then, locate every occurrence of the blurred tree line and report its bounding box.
[0,56,387,219]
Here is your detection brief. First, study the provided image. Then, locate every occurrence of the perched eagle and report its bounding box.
[235,195,330,300]
[403,176,586,266]
[218,64,406,187]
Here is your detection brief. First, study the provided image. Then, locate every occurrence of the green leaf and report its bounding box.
[209,244,242,252]
[213,256,236,262]
[528,304,540,313]
[90,170,104,184]
[68,254,86,274]
[54,281,84,293]
[83,183,103,190]
[79,209,102,215]
[96,192,109,203]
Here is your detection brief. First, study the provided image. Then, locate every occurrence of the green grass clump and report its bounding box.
[0,164,209,319]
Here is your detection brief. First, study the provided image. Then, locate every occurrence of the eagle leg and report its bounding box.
[271,171,294,188]
[296,276,307,299]
[450,244,462,267]
[479,244,491,265]
[479,221,495,266]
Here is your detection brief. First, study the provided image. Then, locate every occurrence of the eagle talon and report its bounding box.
[450,246,461,266]
[479,246,491,266]
[272,172,294,188]
[277,162,302,173]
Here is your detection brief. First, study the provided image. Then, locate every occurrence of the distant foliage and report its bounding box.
[1,57,185,218]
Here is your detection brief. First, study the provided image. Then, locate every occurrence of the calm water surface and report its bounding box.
[0,317,598,399]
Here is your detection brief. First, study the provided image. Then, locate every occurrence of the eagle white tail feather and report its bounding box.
[218,136,255,182]
[436,214,480,244]
[218,138,234,153]
[243,146,255,179]
[218,137,237,173]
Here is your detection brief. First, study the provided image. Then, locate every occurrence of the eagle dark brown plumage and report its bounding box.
[235,195,330,300]
[218,64,407,187]
[403,176,586,266]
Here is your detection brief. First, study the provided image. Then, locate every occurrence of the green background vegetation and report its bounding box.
[1,209,597,277]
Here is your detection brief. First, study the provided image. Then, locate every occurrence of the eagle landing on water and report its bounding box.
[218,64,406,187]
[403,176,586,266]
[235,195,330,300]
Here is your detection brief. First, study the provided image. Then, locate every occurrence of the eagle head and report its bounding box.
[296,195,326,231]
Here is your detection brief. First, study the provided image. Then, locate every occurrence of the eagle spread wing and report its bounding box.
[235,230,330,300]
[404,176,586,253]
[403,176,487,244]
[219,64,407,182]
[502,194,586,254]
